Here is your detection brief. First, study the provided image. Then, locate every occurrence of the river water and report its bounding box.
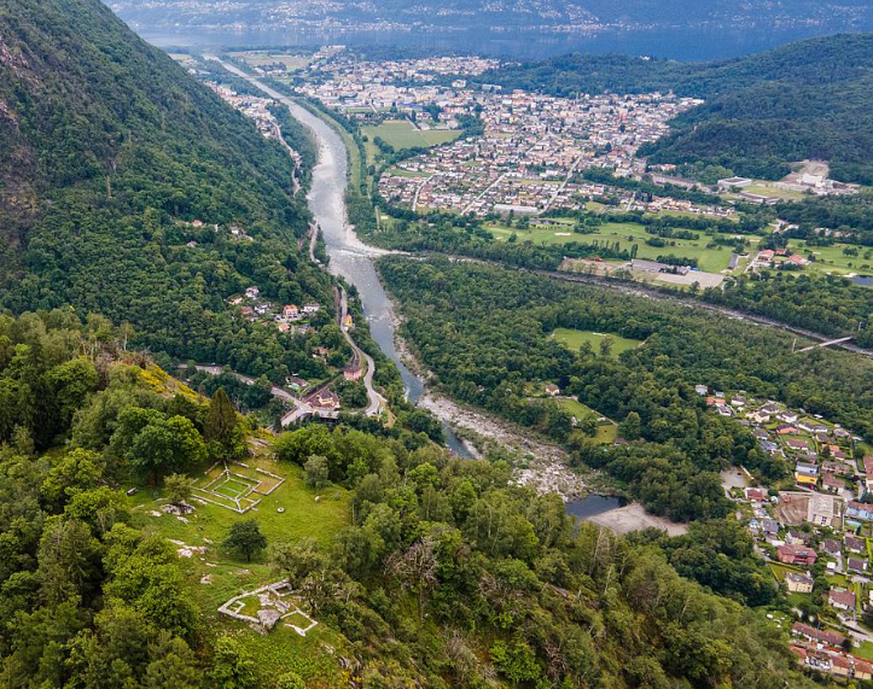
[215,60,471,454]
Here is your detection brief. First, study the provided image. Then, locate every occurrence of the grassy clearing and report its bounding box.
[557,398,618,444]
[229,52,312,71]
[363,119,460,150]
[127,455,350,686]
[768,561,804,582]
[551,327,643,357]
[384,167,432,179]
[488,219,745,272]
[855,641,873,661]
[130,461,348,555]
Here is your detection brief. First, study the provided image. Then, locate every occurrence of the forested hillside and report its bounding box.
[479,33,873,182]
[0,310,818,688]
[379,257,873,515]
[0,0,332,371]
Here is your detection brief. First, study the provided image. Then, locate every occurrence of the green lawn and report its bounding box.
[743,184,806,200]
[855,641,873,661]
[551,327,643,357]
[488,219,746,273]
[384,167,432,179]
[363,119,460,151]
[129,461,348,557]
[768,561,804,582]
[557,398,618,444]
[787,238,873,277]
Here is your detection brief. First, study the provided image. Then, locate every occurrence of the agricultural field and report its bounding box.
[550,327,644,356]
[364,119,460,151]
[384,167,432,179]
[488,218,747,272]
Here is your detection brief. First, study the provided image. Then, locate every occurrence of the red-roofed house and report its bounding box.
[855,659,873,681]
[792,622,846,648]
[745,487,768,502]
[777,544,818,566]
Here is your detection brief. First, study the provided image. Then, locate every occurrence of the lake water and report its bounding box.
[853,276,873,287]
[565,494,627,520]
[138,25,840,62]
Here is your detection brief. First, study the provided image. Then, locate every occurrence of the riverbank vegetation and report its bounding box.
[378,257,873,517]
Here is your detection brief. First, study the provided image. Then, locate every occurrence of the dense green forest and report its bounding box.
[702,272,873,348]
[0,311,819,688]
[379,257,873,516]
[0,0,332,374]
[479,33,873,183]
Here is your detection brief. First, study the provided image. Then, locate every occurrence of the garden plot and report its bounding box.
[192,461,285,514]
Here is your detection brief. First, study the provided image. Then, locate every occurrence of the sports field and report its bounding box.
[364,120,460,150]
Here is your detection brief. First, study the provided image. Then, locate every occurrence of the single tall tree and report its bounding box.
[224,520,267,562]
[204,387,241,458]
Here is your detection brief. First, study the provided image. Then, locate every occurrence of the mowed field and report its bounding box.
[488,218,745,272]
[551,327,643,356]
[229,51,312,71]
[129,458,348,555]
[364,119,460,151]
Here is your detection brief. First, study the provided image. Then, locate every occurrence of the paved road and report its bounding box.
[338,286,384,416]
[183,364,300,403]
[270,121,301,196]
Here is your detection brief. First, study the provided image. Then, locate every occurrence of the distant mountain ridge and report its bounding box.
[479,33,873,183]
[112,0,873,32]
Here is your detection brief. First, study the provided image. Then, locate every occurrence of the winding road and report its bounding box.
[338,286,385,416]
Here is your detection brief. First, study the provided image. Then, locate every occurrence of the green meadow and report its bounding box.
[488,219,745,273]
[364,119,460,150]
[557,397,619,444]
[550,327,644,356]
[787,238,873,277]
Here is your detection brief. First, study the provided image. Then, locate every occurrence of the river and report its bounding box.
[212,58,472,455]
